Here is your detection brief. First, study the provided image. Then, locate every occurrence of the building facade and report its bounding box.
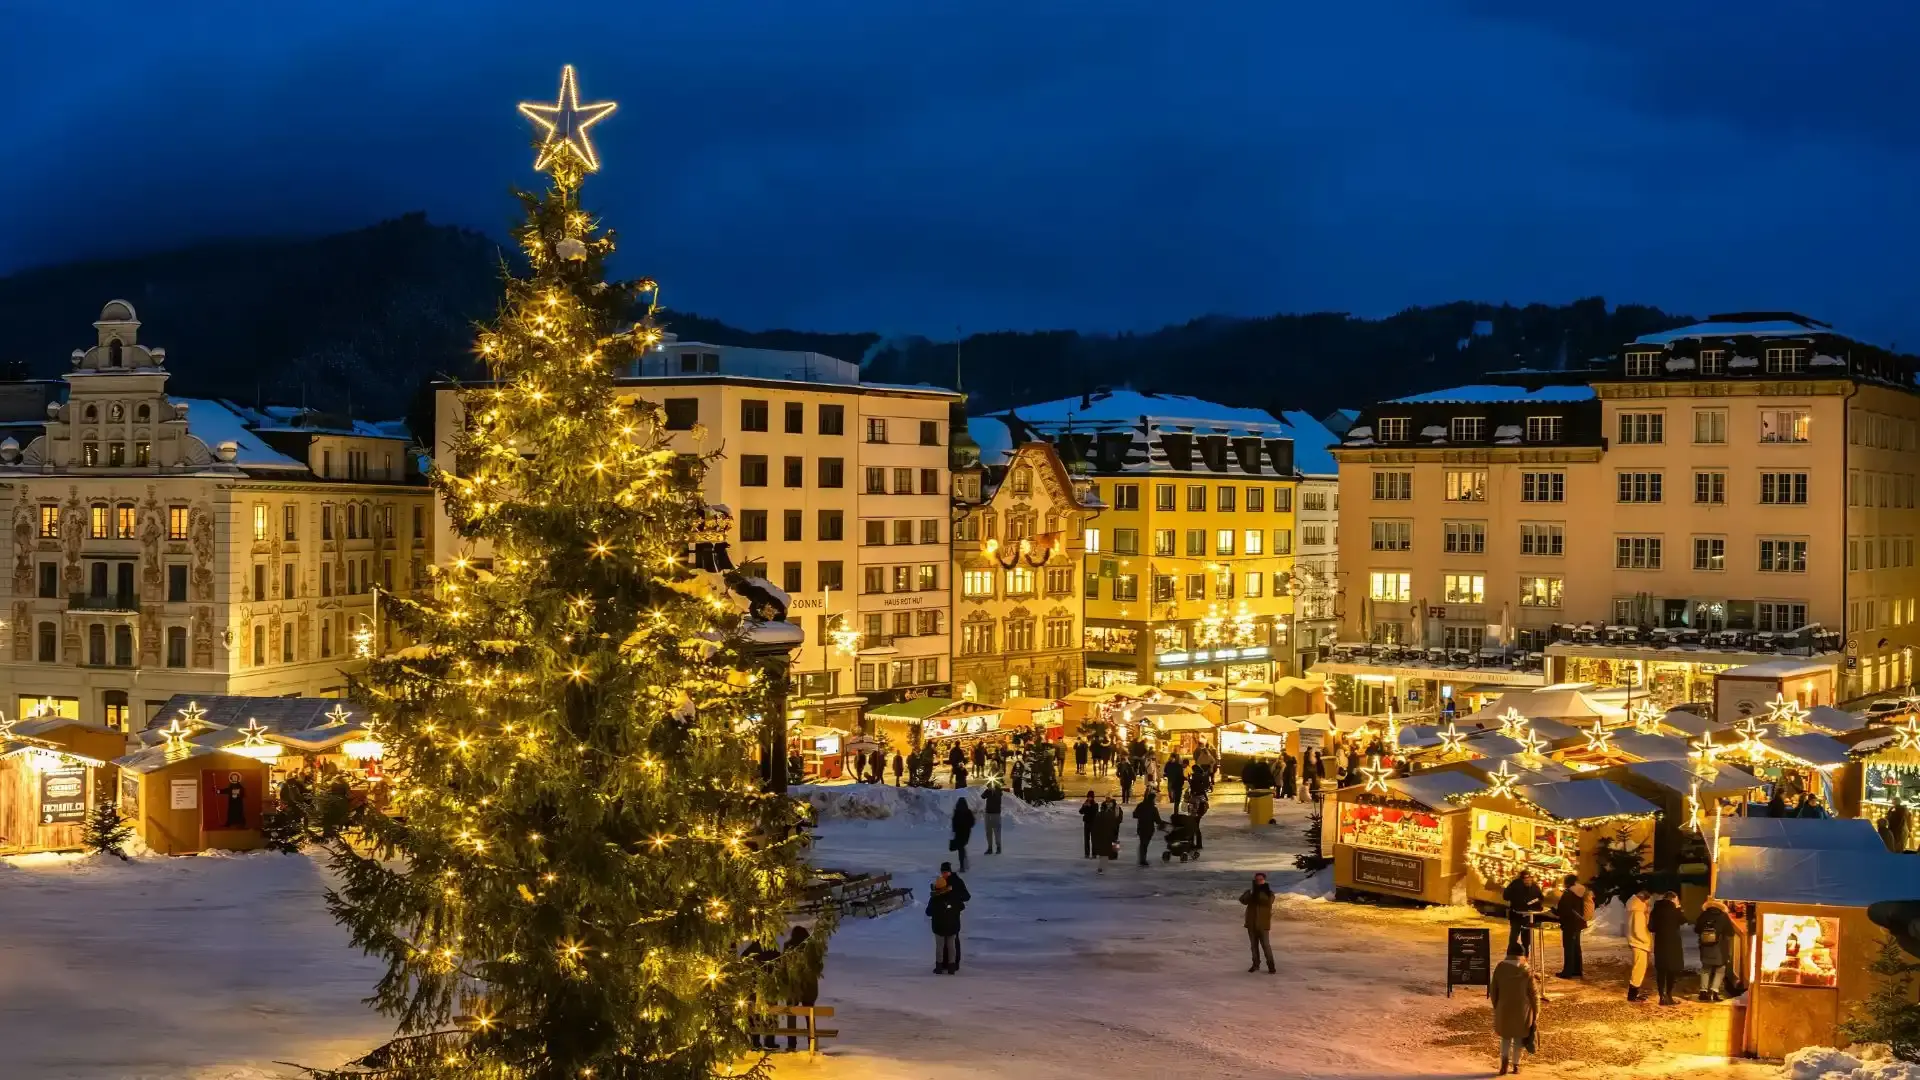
[950,424,1101,702]
[0,302,430,730]
[1280,410,1343,675]
[1326,312,1915,712]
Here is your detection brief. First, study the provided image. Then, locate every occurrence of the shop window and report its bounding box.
[1758,914,1838,987]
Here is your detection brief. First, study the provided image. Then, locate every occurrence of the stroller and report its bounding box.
[1162,812,1200,862]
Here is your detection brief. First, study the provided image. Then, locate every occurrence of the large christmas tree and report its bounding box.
[316,66,814,1079]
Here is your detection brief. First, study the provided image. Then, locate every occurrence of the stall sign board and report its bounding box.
[38,764,87,825]
[1446,927,1491,997]
[1353,848,1424,894]
[1298,730,1326,757]
[169,778,198,811]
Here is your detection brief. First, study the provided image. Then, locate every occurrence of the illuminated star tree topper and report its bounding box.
[518,64,618,174]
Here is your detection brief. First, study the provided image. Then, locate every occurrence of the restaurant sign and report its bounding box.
[39,763,88,825]
[1353,847,1424,894]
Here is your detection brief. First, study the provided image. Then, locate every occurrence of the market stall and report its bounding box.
[1605,759,1765,873]
[1713,845,1920,1058]
[1217,714,1296,768]
[1332,770,1484,904]
[1716,660,1837,727]
[788,724,848,780]
[144,696,381,788]
[0,715,124,855]
[1718,816,1887,853]
[1752,731,1857,816]
[864,698,1005,756]
[1135,703,1217,757]
[1001,697,1067,741]
[1460,777,1658,909]
[114,739,271,855]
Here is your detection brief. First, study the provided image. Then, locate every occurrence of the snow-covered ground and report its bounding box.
[0,783,1803,1079]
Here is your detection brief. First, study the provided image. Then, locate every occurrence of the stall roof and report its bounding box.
[1397,725,1446,749]
[115,742,259,774]
[0,739,106,767]
[865,698,966,721]
[1657,710,1722,738]
[1622,759,1764,799]
[1226,715,1298,735]
[1388,770,1485,809]
[1804,705,1870,734]
[1464,732,1527,756]
[1719,817,1888,852]
[1467,688,1619,724]
[1714,845,1920,907]
[1511,779,1659,822]
[1721,659,1834,680]
[1478,755,1576,781]
[1762,732,1853,768]
[11,715,120,740]
[1002,697,1064,711]
[144,694,370,751]
[1147,712,1215,732]
[1609,731,1695,762]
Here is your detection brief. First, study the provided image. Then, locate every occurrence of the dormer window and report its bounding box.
[1625,350,1661,377]
[1698,349,1725,375]
[108,403,124,422]
[1449,417,1486,442]
[1765,347,1807,374]
[1376,417,1411,442]
[108,340,123,367]
[135,403,151,423]
[82,404,98,423]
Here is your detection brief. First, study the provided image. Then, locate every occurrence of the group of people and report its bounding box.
[1073,737,1119,776]
[1239,745,1392,803]
[946,784,1010,870]
[742,925,823,1052]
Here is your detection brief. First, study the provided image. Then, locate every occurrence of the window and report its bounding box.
[1244,530,1264,556]
[1617,412,1664,444]
[1273,528,1292,555]
[866,417,888,443]
[1184,529,1205,556]
[1153,529,1176,556]
[1761,472,1810,505]
[135,441,151,466]
[1187,485,1207,511]
[818,458,844,487]
[914,419,938,446]
[1518,576,1563,608]
[282,623,295,663]
[1616,536,1662,569]
[1113,484,1140,511]
[82,443,98,466]
[1046,567,1073,595]
[89,504,108,539]
[283,562,296,598]
[817,561,843,591]
[783,401,804,434]
[920,469,939,494]
[1694,537,1726,571]
[253,563,267,600]
[1759,538,1808,573]
[784,510,803,542]
[115,504,136,539]
[918,563,938,590]
[1694,409,1727,444]
[1764,347,1807,374]
[106,442,125,467]
[1045,618,1074,650]
[1373,472,1412,500]
[1519,522,1563,556]
[819,404,845,435]
[1376,417,1410,442]
[1007,567,1035,596]
[782,562,803,593]
[1444,574,1486,604]
[1216,487,1237,513]
[1155,484,1175,511]
[166,626,187,668]
[1084,529,1101,553]
[817,510,843,541]
[1445,471,1487,501]
[1526,416,1563,442]
[1444,522,1486,554]
[1520,472,1564,502]
[36,622,55,663]
[82,623,104,665]
[739,455,768,486]
[920,519,939,544]
[1617,472,1663,503]
[962,621,995,656]
[1758,601,1808,632]
[740,510,768,542]
[1696,349,1726,375]
[252,624,267,666]
[891,565,912,592]
[1369,572,1411,602]
[321,505,334,540]
[168,564,187,602]
[778,455,803,488]
[1114,574,1138,602]
[963,569,995,598]
[1247,487,1265,512]
[1761,409,1811,444]
[863,467,885,494]
[1444,416,1485,442]
[1625,350,1661,377]
[918,610,943,636]
[1273,487,1292,512]
[1152,574,1175,602]
[663,398,698,430]
[1185,574,1206,600]
[114,625,133,666]
[1371,521,1412,551]
[740,399,769,431]
[321,564,332,596]
[1688,471,1726,505]
[891,519,914,545]
[1112,528,1139,555]
[1245,572,1264,598]
[1215,529,1235,556]
[37,562,57,598]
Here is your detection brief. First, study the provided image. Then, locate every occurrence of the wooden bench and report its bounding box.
[750,1004,838,1056]
[796,871,910,917]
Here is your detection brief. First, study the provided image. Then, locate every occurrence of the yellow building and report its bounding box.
[1327,312,1914,713]
[981,392,1304,687]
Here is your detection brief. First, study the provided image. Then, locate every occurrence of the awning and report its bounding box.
[1719,817,1887,852]
[1146,712,1215,733]
[1715,845,1920,906]
[1311,660,1544,688]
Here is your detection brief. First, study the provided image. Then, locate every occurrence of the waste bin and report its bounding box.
[1245,788,1274,826]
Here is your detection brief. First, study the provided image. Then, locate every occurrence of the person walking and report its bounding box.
[1079,791,1100,858]
[927,876,963,974]
[1117,757,1135,803]
[972,741,987,774]
[892,750,904,786]
[1626,887,1653,1001]
[1166,754,1186,810]
[982,782,1004,855]
[1650,889,1686,1005]
[950,797,975,871]
[1552,873,1592,978]
[1097,797,1122,870]
[1010,758,1027,801]
[1132,794,1163,866]
[1187,789,1210,851]
[1279,750,1297,800]
[1074,740,1089,776]
[1240,872,1277,973]
[1695,897,1736,1002]
[1503,869,1545,956]
[1145,755,1162,800]
[780,926,822,1050]
[1488,945,1540,1075]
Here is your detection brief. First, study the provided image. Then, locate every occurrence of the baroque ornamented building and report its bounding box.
[949,412,1102,701]
[0,302,431,729]
[1326,312,1914,713]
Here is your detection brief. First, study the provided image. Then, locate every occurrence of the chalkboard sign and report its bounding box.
[39,763,87,825]
[1446,927,1491,997]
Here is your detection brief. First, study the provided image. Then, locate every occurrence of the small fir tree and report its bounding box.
[82,798,133,861]
[1841,933,1920,1062]
[1016,730,1063,805]
[1591,825,1649,906]
[1294,808,1332,873]
[313,67,814,1080]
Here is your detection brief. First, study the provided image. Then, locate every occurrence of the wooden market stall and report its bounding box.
[114,741,271,855]
[1752,732,1857,817]
[788,724,849,780]
[1461,777,1659,909]
[1716,660,1837,727]
[1135,702,1216,756]
[146,695,379,787]
[1605,759,1766,875]
[1845,724,1920,830]
[0,716,126,855]
[1001,697,1067,741]
[864,698,1005,756]
[1216,714,1294,766]
[1332,770,1484,905]
[1713,845,1920,1058]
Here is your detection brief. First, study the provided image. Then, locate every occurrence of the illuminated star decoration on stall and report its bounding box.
[1499,708,1529,739]
[178,700,207,728]
[160,716,192,754]
[1516,729,1549,760]
[1765,693,1808,736]
[1689,730,1720,777]
[232,717,282,760]
[1583,719,1614,756]
[0,710,14,741]
[238,718,270,749]
[1896,718,1920,752]
[1438,720,1468,756]
[518,64,617,174]
[1485,760,1521,800]
[1631,699,1663,734]
[1730,715,1770,762]
[1685,779,1704,834]
[323,702,353,727]
[1360,759,1393,794]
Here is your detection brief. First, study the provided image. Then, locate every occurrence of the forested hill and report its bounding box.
[0,214,1696,421]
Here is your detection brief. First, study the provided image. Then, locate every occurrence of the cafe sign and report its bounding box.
[39,762,88,825]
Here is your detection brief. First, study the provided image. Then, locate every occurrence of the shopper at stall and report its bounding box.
[1488,945,1540,1075]
[1132,794,1164,866]
[1552,873,1592,979]
[1626,887,1653,1001]
[1650,889,1686,1005]
[981,782,1004,855]
[1890,801,1914,852]
[1166,754,1187,811]
[1240,872,1276,974]
[949,797,975,871]
[1694,897,1736,1002]
[927,875,963,974]
[1503,869,1546,956]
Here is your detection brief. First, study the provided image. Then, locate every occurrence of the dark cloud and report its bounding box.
[4,1,1918,347]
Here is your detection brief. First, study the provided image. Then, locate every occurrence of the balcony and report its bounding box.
[69,592,140,613]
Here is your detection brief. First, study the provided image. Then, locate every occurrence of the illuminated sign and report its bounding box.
[1155,646,1271,666]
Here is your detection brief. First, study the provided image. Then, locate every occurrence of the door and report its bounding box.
[116,563,135,603]
[89,562,107,598]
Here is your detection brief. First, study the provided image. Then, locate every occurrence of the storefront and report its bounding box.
[864,698,1006,755]
[1332,770,1484,905]
[1552,650,1735,709]
[1313,659,1543,718]
[787,724,848,780]
[0,715,123,855]
[1461,778,1658,908]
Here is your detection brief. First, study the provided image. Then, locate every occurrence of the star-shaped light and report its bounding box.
[1485,760,1520,800]
[1689,730,1721,776]
[238,719,270,748]
[160,717,191,754]
[1497,708,1528,738]
[1360,760,1393,794]
[1583,719,1614,756]
[178,700,207,727]
[1764,693,1807,736]
[1631,700,1663,734]
[0,710,14,740]
[323,703,353,727]
[1685,780,1704,833]
[1732,715,1767,741]
[519,65,617,174]
[1735,727,1770,762]
[1516,729,1549,759]
[1895,718,1920,752]
[1437,721,1468,756]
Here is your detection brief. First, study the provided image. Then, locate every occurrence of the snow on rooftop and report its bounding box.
[174,399,305,468]
[1387,385,1595,405]
[1633,319,1833,346]
[1005,391,1284,433]
[969,416,1015,465]
[1277,410,1339,477]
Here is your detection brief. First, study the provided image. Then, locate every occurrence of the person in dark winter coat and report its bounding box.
[1165,754,1187,811]
[1132,795,1164,865]
[1279,751,1297,799]
[1503,869,1545,956]
[972,742,986,772]
[1074,740,1089,775]
[953,761,968,790]
[1117,758,1135,802]
[1649,890,1687,1005]
[1795,795,1825,818]
[950,798,975,871]
[1553,873,1592,978]
[780,926,822,1050]
[1695,898,1737,1001]
[741,939,782,1048]
[1186,790,1210,850]
[892,751,904,786]
[927,877,963,973]
[982,783,1004,855]
[1098,798,1122,863]
[1079,791,1100,858]
[1767,788,1786,817]
[1240,872,1276,973]
[1488,946,1540,1075]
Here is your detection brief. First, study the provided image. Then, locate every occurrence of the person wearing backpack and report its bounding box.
[1695,898,1737,1001]
[1551,873,1593,979]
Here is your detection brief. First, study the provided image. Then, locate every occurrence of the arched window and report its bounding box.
[166,625,187,668]
[346,506,358,540]
[87,624,106,666]
[36,621,56,663]
[108,340,123,366]
[113,625,132,666]
[108,403,124,422]
[83,404,98,422]
[135,403,151,423]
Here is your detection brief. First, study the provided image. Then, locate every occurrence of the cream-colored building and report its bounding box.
[949,421,1102,701]
[1279,410,1343,674]
[433,336,959,728]
[1326,313,1911,713]
[0,301,430,730]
